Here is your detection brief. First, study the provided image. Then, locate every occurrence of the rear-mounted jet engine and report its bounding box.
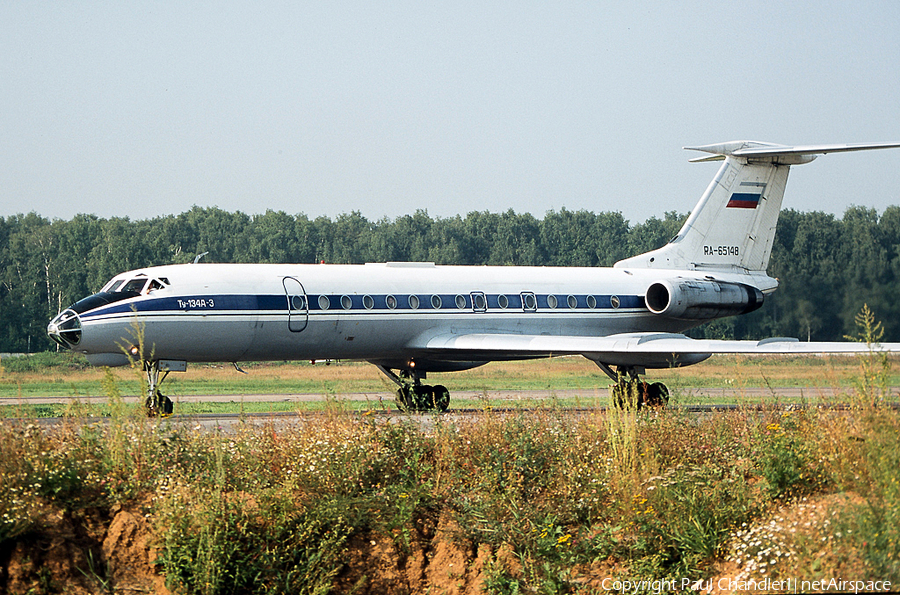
[645,279,764,320]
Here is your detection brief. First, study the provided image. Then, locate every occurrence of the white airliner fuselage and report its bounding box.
[61,262,773,369]
[48,141,900,414]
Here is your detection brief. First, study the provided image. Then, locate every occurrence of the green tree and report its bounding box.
[2,214,57,351]
[539,208,603,266]
[488,210,541,265]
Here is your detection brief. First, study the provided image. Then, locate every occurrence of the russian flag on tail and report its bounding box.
[727,181,766,209]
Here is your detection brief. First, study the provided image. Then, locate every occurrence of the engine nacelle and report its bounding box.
[645,279,764,320]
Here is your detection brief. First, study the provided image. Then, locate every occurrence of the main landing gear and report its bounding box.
[594,362,669,410]
[376,365,450,412]
[144,360,174,417]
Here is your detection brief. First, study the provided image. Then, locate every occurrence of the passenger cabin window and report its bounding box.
[521,292,537,311]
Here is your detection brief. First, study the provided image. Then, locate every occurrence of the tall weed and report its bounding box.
[752,409,830,500]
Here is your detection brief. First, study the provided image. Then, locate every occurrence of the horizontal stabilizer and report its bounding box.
[685,141,900,164]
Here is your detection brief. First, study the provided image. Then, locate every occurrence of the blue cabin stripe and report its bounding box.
[79,292,645,320]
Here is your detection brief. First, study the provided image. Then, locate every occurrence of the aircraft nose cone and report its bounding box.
[48,309,82,349]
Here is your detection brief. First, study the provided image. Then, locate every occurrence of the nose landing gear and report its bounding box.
[144,360,174,417]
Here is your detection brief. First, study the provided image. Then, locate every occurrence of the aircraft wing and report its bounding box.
[419,332,900,369]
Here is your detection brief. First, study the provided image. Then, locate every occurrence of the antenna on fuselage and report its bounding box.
[192,252,209,264]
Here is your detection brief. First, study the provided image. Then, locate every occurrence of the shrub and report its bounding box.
[0,351,90,373]
[753,410,829,500]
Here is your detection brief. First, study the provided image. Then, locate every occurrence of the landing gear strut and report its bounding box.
[144,360,174,417]
[594,362,669,410]
[376,365,450,412]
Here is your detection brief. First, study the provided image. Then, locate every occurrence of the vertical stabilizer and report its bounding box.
[615,140,900,273]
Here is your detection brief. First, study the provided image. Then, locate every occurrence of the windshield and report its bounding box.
[100,274,170,295]
[122,278,148,293]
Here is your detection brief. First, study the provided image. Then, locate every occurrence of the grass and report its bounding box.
[3,349,898,418]
[3,351,899,398]
[3,311,897,592]
[1,391,892,420]
[3,388,898,592]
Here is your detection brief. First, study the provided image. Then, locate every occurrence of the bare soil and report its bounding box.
[2,492,869,594]
[1,502,169,594]
[1,505,510,594]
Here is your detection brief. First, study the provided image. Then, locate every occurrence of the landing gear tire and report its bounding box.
[145,390,174,417]
[396,386,410,411]
[395,383,450,412]
[611,381,644,410]
[644,382,669,408]
[396,385,419,411]
[431,385,450,412]
[609,378,669,410]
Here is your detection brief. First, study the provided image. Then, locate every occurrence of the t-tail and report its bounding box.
[615,141,900,274]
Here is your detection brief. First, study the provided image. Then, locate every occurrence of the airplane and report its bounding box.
[47,140,900,415]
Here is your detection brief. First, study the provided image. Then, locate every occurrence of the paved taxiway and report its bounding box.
[3,386,897,407]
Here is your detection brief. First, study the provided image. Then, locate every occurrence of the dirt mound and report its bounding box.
[1,504,169,595]
[2,505,520,594]
[102,508,169,593]
[335,513,509,595]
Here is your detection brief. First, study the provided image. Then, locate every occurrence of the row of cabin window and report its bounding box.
[292,293,621,311]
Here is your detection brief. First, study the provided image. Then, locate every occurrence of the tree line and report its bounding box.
[2,205,899,353]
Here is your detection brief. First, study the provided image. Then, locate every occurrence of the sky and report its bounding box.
[2,1,900,225]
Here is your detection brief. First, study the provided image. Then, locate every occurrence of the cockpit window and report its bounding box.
[122,278,149,294]
[100,274,169,296]
[105,279,126,293]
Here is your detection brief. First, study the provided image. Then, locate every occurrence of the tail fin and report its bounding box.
[615,141,900,273]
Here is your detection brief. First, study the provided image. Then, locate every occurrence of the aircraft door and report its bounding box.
[282,277,309,332]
